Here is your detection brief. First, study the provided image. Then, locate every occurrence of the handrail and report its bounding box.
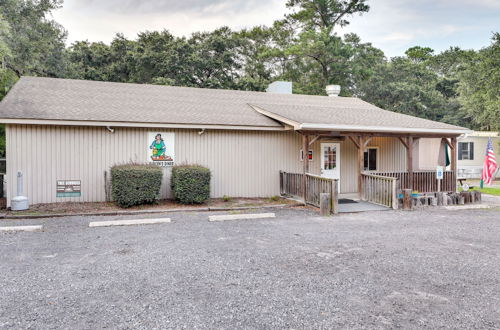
[373,170,455,193]
[361,172,398,209]
[305,173,335,181]
[361,172,398,180]
[280,171,339,213]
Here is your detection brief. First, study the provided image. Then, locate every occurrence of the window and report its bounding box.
[458,142,474,160]
[364,147,378,171]
[300,149,313,161]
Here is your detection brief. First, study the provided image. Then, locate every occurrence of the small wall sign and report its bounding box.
[436,166,444,180]
[148,132,175,167]
[56,180,81,197]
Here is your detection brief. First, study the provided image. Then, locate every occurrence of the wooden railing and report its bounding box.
[373,171,455,193]
[280,171,338,213]
[361,173,398,209]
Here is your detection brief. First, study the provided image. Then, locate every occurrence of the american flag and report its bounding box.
[481,137,497,186]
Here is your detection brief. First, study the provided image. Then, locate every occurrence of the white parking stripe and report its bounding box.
[89,218,171,227]
[208,213,275,222]
[0,225,43,232]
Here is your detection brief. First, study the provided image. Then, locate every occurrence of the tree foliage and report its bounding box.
[458,34,500,131]
[0,0,498,158]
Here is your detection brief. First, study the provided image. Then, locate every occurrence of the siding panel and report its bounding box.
[6,125,408,205]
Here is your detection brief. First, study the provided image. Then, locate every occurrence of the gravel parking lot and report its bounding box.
[1,207,499,329]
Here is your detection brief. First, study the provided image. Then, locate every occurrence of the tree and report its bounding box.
[283,0,373,94]
[358,55,449,122]
[286,0,369,30]
[458,33,500,131]
[0,0,67,78]
[184,27,243,89]
[65,41,112,81]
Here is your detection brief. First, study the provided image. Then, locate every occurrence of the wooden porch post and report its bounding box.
[358,136,365,199]
[302,134,309,204]
[451,137,457,192]
[407,136,414,191]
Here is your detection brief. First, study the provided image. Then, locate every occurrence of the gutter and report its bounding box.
[299,123,471,135]
[0,118,290,131]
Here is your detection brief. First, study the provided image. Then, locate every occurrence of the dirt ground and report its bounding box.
[3,197,296,216]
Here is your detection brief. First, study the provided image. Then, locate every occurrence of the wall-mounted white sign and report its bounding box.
[436,166,444,180]
[148,132,175,167]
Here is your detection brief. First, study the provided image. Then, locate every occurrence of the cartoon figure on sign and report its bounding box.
[150,134,172,161]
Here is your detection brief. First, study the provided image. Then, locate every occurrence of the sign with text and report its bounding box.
[436,166,444,180]
[56,180,81,197]
[148,132,175,167]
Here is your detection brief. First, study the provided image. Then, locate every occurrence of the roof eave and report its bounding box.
[0,118,291,131]
[299,123,471,136]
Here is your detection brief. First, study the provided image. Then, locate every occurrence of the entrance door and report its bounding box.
[320,143,340,184]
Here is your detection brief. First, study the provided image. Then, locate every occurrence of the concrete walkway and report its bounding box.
[338,200,389,213]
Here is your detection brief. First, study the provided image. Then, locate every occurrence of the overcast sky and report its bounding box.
[52,0,500,57]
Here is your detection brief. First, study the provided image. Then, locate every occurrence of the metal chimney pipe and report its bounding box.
[325,85,341,97]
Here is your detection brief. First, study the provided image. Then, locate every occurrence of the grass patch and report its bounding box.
[460,186,500,196]
[477,187,500,196]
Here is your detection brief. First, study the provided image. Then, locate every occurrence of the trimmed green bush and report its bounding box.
[171,165,211,204]
[111,163,163,208]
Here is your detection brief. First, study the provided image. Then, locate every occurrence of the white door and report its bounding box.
[320,143,340,183]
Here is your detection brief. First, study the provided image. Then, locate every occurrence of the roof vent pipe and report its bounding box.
[326,85,341,97]
[266,81,293,94]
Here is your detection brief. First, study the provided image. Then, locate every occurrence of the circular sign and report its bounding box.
[462,183,470,192]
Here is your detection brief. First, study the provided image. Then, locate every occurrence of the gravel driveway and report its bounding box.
[1,207,499,329]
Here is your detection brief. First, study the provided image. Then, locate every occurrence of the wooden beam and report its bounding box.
[358,136,365,198]
[451,137,457,192]
[302,134,309,203]
[407,136,414,191]
[363,137,373,149]
[339,132,461,139]
[308,135,320,146]
[398,137,409,149]
[441,137,454,150]
[349,136,360,149]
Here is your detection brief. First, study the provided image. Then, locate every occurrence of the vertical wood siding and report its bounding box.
[6,125,407,205]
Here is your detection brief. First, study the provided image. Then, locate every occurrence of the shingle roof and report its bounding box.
[0,76,468,134]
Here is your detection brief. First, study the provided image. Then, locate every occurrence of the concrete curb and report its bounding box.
[0,225,43,232]
[0,203,302,220]
[208,213,276,222]
[89,218,171,227]
[444,204,492,210]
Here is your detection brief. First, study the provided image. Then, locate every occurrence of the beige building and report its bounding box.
[0,77,469,207]
[456,132,500,178]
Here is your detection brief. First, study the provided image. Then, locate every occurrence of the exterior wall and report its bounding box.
[6,124,408,205]
[456,135,500,178]
[308,136,407,193]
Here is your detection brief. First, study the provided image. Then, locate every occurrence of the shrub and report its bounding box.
[223,195,231,202]
[111,163,163,208]
[269,195,280,202]
[171,165,211,204]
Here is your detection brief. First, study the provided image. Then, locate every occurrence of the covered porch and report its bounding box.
[280,130,460,213]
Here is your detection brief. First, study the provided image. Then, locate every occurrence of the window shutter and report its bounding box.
[458,143,463,160]
[469,142,474,160]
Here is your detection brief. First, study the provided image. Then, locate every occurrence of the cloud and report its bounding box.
[71,0,271,15]
[52,0,500,57]
[381,32,415,42]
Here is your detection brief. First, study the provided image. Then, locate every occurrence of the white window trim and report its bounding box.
[364,146,379,172]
